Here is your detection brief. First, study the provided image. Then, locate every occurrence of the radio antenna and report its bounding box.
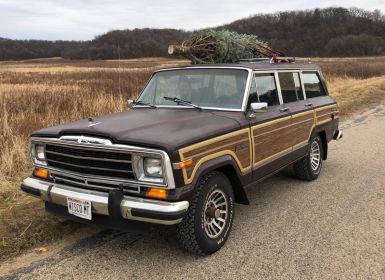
[118,43,121,95]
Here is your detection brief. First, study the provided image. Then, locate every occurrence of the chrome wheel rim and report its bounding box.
[310,141,321,171]
[203,189,228,239]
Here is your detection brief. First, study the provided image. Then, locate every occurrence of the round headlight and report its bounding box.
[144,157,163,178]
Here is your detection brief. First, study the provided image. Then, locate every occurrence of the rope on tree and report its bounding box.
[168,29,285,64]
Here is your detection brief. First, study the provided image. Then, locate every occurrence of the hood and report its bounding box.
[31,108,245,153]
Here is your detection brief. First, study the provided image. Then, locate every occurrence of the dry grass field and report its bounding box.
[1,56,385,260]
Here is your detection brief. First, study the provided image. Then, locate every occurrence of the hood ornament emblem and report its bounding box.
[60,135,112,145]
[88,117,101,128]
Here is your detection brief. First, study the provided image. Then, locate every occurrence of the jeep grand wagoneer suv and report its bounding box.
[21,60,342,255]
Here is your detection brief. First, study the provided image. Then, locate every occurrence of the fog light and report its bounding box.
[146,188,168,200]
[33,168,49,179]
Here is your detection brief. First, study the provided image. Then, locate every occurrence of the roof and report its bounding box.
[160,60,321,71]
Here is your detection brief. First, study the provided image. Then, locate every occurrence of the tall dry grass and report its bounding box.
[0,58,187,259]
[1,56,385,260]
[0,68,151,179]
[314,56,385,79]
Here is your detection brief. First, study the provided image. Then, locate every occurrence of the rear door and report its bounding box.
[276,71,315,154]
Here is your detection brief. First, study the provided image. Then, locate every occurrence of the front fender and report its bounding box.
[190,155,250,205]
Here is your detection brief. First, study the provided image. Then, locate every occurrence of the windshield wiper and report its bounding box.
[134,100,157,108]
[164,96,202,110]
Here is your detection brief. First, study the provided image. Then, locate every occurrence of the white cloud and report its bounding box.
[0,0,383,40]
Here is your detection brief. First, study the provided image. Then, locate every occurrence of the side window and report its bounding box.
[248,73,279,107]
[302,72,326,98]
[278,72,304,103]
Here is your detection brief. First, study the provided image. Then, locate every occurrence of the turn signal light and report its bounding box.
[33,168,49,179]
[179,159,193,168]
[146,188,168,200]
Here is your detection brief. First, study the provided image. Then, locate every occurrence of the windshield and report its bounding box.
[137,68,249,110]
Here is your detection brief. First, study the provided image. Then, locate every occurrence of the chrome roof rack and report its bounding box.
[237,58,270,62]
[269,56,312,64]
[237,56,312,64]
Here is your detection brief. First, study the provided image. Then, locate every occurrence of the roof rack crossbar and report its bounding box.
[237,58,270,62]
[237,56,312,64]
[270,56,312,64]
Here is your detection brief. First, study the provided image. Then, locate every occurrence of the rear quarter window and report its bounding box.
[302,72,326,98]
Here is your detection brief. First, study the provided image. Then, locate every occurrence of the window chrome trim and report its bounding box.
[30,137,176,189]
[135,66,253,112]
[274,71,284,105]
[249,69,317,107]
[299,71,307,100]
[275,70,306,103]
[301,70,328,98]
[246,70,285,108]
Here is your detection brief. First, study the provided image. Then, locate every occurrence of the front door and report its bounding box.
[247,72,292,180]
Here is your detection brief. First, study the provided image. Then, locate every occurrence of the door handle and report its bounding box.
[305,102,313,107]
[279,107,289,112]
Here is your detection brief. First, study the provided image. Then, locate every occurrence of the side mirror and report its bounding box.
[250,102,268,113]
[127,99,135,109]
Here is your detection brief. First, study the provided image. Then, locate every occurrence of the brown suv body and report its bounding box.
[21,61,341,254]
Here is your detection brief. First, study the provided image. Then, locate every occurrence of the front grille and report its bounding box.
[51,172,140,194]
[45,144,135,180]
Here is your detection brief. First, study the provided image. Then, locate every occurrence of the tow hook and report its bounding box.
[333,130,343,140]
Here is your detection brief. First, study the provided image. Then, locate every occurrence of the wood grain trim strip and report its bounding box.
[292,110,314,118]
[252,115,291,130]
[252,147,292,168]
[179,128,250,155]
[317,119,333,125]
[254,140,309,169]
[187,138,249,160]
[179,128,252,185]
[251,109,316,168]
[315,104,337,112]
[315,104,337,125]
[178,105,336,185]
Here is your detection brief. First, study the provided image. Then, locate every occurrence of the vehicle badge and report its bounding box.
[88,117,101,128]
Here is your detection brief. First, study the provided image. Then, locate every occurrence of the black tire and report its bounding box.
[294,135,323,181]
[177,171,234,255]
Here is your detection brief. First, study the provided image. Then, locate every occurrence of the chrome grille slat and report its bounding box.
[45,144,132,161]
[47,158,133,174]
[45,144,135,180]
[52,173,140,194]
[46,150,132,164]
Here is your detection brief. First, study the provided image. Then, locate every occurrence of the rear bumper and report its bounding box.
[333,129,343,140]
[21,177,189,225]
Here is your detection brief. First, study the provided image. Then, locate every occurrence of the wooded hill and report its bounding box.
[1,7,384,61]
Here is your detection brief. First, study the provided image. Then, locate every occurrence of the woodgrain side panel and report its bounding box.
[253,126,291,164]
[315,104,338,125]
[178,105,338,185]
[289,111,315,147]
[179,129,252,184]
[252,110,315,167]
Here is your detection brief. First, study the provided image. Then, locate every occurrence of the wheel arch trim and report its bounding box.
[191,155,250,205]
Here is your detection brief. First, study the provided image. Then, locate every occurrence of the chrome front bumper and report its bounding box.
[21,177,189,225]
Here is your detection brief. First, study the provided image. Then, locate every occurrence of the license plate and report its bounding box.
[67,197,92,220]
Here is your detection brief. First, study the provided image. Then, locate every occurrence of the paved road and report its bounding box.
[2,105,385,280]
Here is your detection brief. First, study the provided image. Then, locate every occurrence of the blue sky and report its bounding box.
[0,0,384,40]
